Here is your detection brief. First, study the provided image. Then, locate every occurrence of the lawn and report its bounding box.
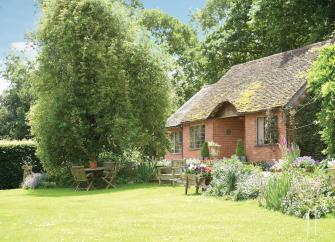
[0,184,334,242]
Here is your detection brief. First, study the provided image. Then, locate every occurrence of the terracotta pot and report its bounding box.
[89,160,97,169]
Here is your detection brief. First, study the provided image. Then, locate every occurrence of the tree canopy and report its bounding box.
[140,9,205,106]
[0,55,35,140]
[308,44,335,156]
[30,0,172,176]
[195,0,335,84]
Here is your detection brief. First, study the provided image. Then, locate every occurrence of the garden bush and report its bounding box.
[282,172,334,218]
[0,140,42,189]
[136,160,157,183]
[233,171,266,201]
[207,156,263,200]
[259,173,291,211]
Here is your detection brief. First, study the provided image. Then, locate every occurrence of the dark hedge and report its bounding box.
[0,140,42,189]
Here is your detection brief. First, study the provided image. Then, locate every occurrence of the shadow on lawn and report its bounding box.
[26,183,170,197]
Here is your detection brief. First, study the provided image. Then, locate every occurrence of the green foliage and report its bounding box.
[282,172,334,218]
[195,0,335,84]
[140,9,205,106]
[279,142,300,170]
[0,140,42,189]
[293,95,326,160]
[308,44,335,156]
[208,156,262,200]
[259,174,291,211]
[0,55,35,140]
[235,139,245,157]
[136,161,157,183]
[201,141,209,158]
[30,0,171,177]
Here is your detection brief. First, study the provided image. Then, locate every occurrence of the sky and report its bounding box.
[0,0,206,93]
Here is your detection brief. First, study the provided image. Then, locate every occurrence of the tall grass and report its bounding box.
[262,174,291,211]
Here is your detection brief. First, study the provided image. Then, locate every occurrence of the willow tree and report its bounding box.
[30,0,172,176]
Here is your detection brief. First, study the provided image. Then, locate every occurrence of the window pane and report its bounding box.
[257,117,265,145]
[170,131,183,153]
[190,125,205,149]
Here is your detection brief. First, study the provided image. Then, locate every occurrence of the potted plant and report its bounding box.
[236,139,246,162]
[184,162,212,194]
[89,158,98,169]
[201,142,210,160]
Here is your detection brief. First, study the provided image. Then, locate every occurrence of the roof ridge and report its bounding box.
[230,38,335,69]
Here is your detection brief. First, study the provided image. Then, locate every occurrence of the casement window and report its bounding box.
[257,116,279,145]
[190,125,205,149]
[170,131,183,153]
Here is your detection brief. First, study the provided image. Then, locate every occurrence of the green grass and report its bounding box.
[0,184,334,242]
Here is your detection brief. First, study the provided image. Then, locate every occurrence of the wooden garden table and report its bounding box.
[84,167,105,188]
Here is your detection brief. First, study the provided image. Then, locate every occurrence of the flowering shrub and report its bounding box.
[270,160,286,172]
[292,156,318,171]
[22,173,48,189]
[233,171,266,201]
[282,173,334,218]
[207,156,263,200]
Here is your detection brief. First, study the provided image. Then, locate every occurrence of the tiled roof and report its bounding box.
[166,39,335,127]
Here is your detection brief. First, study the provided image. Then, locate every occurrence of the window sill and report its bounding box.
[255,144,278,147]
[189,148,201,151]
[170,152,182,155]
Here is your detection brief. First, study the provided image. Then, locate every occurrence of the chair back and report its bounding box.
[71,166,87,182]
[103,162,118,173]
[171,160,186,168]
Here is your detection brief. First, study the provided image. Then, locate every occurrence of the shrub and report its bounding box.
[235,139,245,157]
[22,173,47,189]
[0,140,42,189]
[259,174,291,211]
[292,156,318,172]
[207,156,244,196]
[201,142,210,158]
[233,171,266,201]
[136,160,157,183]
[208,156,265,200]
[282,172,334,218]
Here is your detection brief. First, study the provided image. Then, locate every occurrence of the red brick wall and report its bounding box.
[213,117,245,158]
[165,110,287,162]
[244,110,286,162]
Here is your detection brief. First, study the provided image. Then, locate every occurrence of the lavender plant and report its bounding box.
[22,173,48,189]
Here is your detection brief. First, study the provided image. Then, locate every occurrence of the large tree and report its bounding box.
[140,9,205,106]
[0,55,35,140]
[30,0,172,176]
[195,0,335,84]
[308,44,335,156]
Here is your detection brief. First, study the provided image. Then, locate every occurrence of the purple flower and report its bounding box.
[293,156,317,169]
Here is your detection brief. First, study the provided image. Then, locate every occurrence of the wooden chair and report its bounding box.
[102,162,118,189]
[157,160,186,186]
[71,166,94,191]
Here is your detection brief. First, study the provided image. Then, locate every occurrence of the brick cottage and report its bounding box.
[165,39,335,162]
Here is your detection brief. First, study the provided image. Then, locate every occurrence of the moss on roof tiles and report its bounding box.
[236,81,263,112]
[166,39,335,127]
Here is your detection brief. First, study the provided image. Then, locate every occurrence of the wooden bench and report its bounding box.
[157,160,185,186]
